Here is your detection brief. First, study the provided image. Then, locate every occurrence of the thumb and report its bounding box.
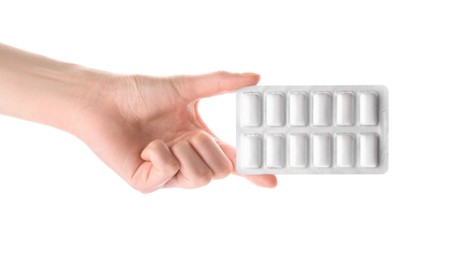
[173,71,260,100]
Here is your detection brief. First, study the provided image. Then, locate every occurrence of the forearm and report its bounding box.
[0,44,101,133]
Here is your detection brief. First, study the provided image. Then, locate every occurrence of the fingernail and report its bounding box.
[241,72,260,77]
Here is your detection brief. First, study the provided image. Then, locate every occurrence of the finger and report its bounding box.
[168,141,213,188]
[173,71,260,100]
[217,141,278,188]
[130,140,179,193]
[189,132,233,180]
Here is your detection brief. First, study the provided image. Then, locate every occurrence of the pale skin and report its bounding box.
[0,44,277,193]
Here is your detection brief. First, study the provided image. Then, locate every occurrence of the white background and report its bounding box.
[1,0,453,259]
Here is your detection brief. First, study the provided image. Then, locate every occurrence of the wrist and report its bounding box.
[0,44,94,133]
[53,66,117,137]
[0,44,125,140]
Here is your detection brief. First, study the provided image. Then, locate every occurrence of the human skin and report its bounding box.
[0,44,277,193]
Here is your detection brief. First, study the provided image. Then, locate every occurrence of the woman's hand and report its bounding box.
[0,44,276,193]
[72,71,277,193]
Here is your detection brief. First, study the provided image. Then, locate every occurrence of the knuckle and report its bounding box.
[144,140,165,157]
[172,141,188,152]
[215,161,233,178]
[191,132,209,144]
[149,139,164,149]
[131,182,152,194]
[169,76,191,100]
[190,170,212,187]
[162,158,180,174]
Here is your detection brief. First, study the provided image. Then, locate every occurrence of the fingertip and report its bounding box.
[245,174,278,188]
[211,71,260,87]
[239,72,260,86]
[240,72,260,81]
[214,71,259,78]
[265,175,278,188]
[141,139,167,161]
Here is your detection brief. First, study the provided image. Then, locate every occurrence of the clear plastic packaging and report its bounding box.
[236,85,389,174]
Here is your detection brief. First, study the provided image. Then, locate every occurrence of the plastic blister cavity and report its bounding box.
[236,85,388,174]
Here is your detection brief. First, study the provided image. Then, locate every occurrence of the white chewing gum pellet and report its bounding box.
[266,134,285,168]
[289,92,308,126]
[360,134,378,167]
[243,134,262,168]
[336,92,355,126]
[241,92,261,127]
[336,134,355,167]
[312,134,332,167]
[266,92,285,126]
[289,133,308,168]
[313,92,332,126]
[359,91,378,126]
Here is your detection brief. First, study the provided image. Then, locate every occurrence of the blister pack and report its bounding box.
[236,86,388,174]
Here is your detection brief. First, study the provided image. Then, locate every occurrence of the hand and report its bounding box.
[73,71,277,193]
[0,45,276,193]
